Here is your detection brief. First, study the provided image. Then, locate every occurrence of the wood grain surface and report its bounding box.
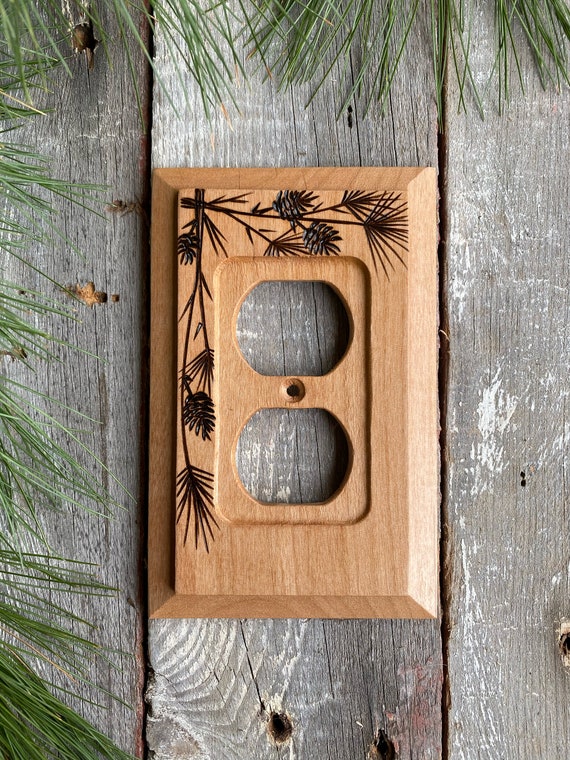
[148,3,442,758]
[2,4,148,755]
[235,280,351,503]
[444,8,570,758]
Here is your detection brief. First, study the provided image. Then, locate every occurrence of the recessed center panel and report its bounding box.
[214,255,370,527]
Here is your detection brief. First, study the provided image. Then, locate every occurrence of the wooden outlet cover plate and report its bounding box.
[149,167,439,619]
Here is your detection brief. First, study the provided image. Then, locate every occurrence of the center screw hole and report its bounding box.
[281,378,305,403]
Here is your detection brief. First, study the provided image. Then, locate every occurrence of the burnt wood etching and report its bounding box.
[176,187,409,550]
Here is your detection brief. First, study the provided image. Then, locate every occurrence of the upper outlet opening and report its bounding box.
[236,280,350,376]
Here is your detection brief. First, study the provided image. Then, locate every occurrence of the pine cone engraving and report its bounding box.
[272,190,317,229]
[178,220,199,264]
[183,389,215,440]
[302,222,342,255]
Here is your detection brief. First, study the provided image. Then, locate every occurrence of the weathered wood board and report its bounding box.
[148,4,442,758]
[444,10,570,759]
[1,5,148,755]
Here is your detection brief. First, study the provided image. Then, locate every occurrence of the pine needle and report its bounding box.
[244,0,570,121]
[0,648,133,760]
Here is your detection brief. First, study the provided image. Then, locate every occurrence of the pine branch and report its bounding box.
[245,0,570,121]
[186,348,215,393]
[0,647,132,760]
[176,464,217,550]
[2,0,569,129]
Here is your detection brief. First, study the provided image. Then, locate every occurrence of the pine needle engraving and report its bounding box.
[177,189,217,550]
[176,187,408,549]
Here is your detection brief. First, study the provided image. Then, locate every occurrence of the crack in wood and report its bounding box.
[239,621,266,713]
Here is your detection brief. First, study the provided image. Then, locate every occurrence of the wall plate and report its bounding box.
[149,167,439,619]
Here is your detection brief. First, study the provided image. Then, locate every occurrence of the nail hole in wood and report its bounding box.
[369,728,396,759]
[559,622,570,667]
[267,711,293,744]
[72,22,98,69]
[520,470,526,487]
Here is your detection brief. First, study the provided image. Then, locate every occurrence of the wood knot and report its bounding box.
[72,22,98,70]
[559,620,570,667]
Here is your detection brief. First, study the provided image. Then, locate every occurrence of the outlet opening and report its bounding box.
[236,280,350,376]
[235,408,349,504]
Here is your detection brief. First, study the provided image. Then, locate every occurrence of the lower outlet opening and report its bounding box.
[235,408,349,504]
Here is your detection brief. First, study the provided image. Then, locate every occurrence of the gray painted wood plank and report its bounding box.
[148,618,442,759]
[149,4,441,758]
[445,9,570,758]
[2,6,148,754]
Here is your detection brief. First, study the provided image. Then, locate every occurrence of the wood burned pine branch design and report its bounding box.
[177,188,408,549]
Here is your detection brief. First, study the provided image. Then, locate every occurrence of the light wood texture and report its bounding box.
[149,169,438,618]
[148,3,443,757]
[2,3,148,755]
[444,13,570,759]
